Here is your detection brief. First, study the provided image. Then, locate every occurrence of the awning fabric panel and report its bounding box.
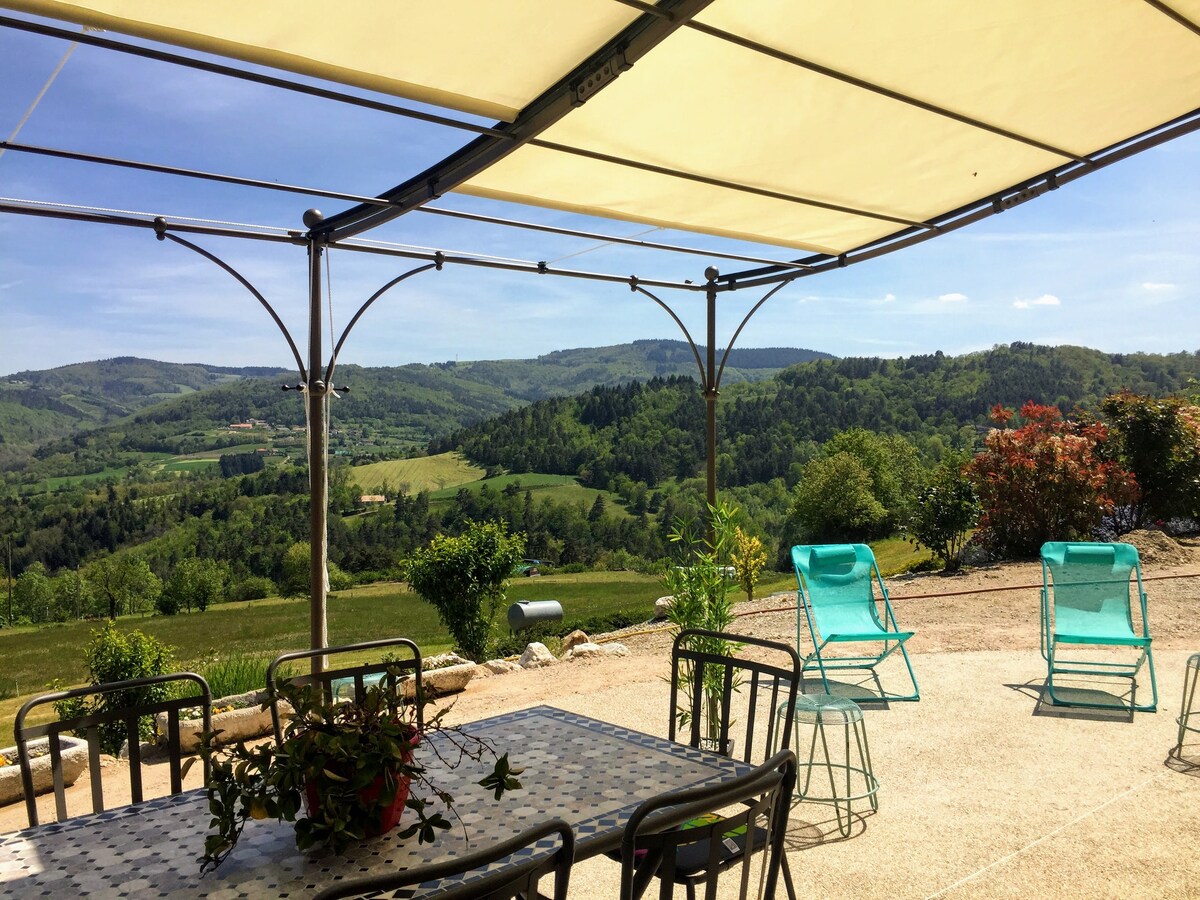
[464,0,1200,253]
[6,0,1200,256]
[3,0,639,122]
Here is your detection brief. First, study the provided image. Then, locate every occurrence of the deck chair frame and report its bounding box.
[1039,541,1158,712]
[791,544,919,702]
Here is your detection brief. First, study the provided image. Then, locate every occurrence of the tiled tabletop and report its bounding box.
[0,705,750,898]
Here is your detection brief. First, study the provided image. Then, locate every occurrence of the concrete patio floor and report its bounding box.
[443,554,1200,899]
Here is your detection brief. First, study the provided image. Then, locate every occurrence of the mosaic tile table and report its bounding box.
[0,705,750,898]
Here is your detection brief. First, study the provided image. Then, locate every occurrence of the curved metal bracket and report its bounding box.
[324,262,438,385]
[154,223,307,380]
[713,279,794,391]
[631,283,708,386]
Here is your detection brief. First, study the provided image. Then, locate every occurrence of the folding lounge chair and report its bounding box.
[791,544,919,701]
[1040,541,1157,712]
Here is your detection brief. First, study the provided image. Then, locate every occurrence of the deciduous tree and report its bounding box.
[403,521,525,661]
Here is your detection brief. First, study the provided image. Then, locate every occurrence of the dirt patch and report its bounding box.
[1121,528,1193,567]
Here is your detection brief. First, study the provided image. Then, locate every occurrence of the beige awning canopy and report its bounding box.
[6,0,1200,260]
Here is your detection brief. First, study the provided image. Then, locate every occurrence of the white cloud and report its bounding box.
[938,292,968,303]
[883,293,896,303]
[1013,293,1061,310]
[1141,281,1175,292]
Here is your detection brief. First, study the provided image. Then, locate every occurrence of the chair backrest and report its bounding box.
[311,818,575,900]
[670,629,801,767]
[266,637,423,744]
[619,749,796,900]
[14,672,211,827]
[1040,541,1142,635]
[791,543,888,635]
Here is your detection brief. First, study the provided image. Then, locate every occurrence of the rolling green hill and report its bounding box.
[0,340,828,481]
[0,358,287,467]
[442,343,1200,489]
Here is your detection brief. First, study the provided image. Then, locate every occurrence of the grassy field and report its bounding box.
[871,534,934,575]
[162,458,219,472]
[351,452,484,495]
[430,472,633,518]
[39,455,172,491]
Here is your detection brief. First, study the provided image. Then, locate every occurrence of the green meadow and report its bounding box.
[351,452,485,494]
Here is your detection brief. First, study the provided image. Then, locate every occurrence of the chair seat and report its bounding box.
[1053,631,1150,647]
[825,629,914,644]
[672,815,767,877]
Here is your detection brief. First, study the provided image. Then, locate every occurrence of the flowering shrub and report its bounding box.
[965,402,1137,558]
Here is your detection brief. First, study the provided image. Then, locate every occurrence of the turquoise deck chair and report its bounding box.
[1040,542,1157,711]
[791,544,919,701]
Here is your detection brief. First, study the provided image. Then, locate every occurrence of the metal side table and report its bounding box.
[778,693,878,837]
[1171,652,1200,765]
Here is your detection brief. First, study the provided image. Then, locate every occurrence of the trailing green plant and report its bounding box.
[52,621,174,756]
[197,672,521,872]
[403,520,526,662]
[662,502,741,743]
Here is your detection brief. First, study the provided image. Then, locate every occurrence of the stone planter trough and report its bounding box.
[156,690,282,754]
[0,736,89,807]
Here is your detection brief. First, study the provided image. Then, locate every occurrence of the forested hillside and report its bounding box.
[0,358,286,465]
[1,340,822,480]
[5,341,1200,628]
[443,344,1200,488]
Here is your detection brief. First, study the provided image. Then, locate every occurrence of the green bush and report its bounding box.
[53,621,175,756]
[404,520,526,662]
[906,452,979,572]
[230,576,276,602]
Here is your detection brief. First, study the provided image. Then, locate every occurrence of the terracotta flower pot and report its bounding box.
[304,769,413,837]
[302,729,419,838]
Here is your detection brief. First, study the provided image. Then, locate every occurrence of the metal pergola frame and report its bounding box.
[4,2,1200,668]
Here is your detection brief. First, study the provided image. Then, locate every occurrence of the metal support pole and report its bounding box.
[704,270,719,517]
[304,210,329,675]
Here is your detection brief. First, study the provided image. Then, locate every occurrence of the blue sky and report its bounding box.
[1,21,1197,377]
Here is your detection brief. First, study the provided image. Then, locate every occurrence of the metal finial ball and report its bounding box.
[302,209,324,228]
[704,266,719,282]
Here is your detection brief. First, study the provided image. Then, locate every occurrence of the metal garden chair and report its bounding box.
[619,750,797,900]
[791,544,919,701]
[312,817,575,900]
[14,672,211,827]
[1040,541,1157,712]
[266,637,424,744]
[662,629,801,899]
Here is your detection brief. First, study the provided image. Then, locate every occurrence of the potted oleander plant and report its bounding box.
[196,668,522,873]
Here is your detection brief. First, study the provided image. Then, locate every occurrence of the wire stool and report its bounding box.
[1171,652,1200,766]
[778,693,878,836]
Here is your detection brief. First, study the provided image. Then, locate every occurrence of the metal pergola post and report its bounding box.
[305,211,330,673]
[704,270,719,517]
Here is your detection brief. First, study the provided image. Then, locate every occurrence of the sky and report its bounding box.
[1,18,1198,378]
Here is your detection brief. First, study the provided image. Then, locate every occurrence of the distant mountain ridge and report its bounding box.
[0,341,828,472]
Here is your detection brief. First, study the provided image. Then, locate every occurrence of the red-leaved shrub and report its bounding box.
[966,402,1138,557]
